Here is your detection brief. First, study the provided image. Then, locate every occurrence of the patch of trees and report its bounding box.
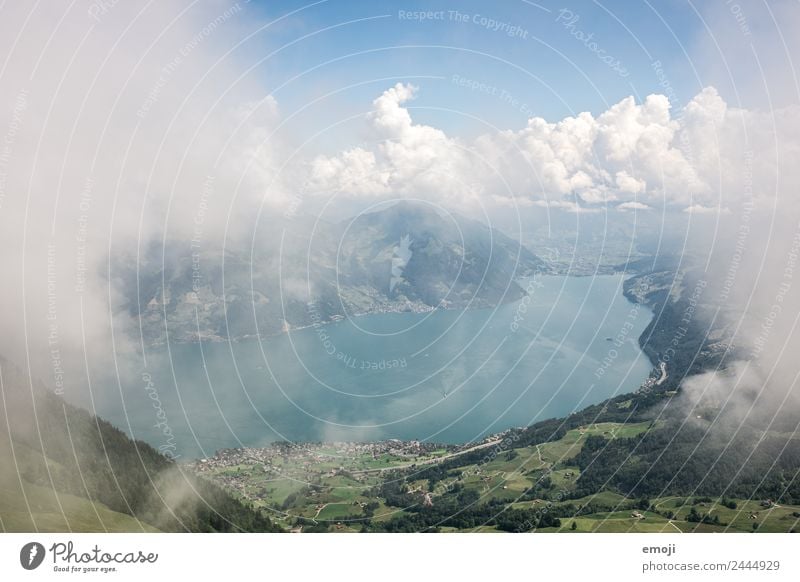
[494,508,561,532]
[686,507,724,526]
[570,422,800,504]
[371,478,561,532]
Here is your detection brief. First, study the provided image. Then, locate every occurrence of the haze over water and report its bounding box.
[92,274,652,459]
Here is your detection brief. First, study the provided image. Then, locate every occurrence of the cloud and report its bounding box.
[616,201,651,211]
[532,200,602,213]
[682,204,724,214]
[615,171,646,194]
[310,147,385,196]
[677,208,800,427]
[309,83,474,203]
[0,1,287,372]
[369,82,419,137]
[310,83,800,215]
[671,0,800,428]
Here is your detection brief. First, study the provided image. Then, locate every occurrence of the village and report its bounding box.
[193,439,452,474]
[190,439,456,503]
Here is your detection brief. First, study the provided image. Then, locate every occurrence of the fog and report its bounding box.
[0,1,293,378]
[672,0,800,429]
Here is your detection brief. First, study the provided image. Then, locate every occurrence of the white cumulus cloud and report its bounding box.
[310,83,799,214]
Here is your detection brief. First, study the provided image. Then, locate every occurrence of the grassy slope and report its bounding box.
[0,439,157,532]
[0,480,160,533]
[0,357,281,533]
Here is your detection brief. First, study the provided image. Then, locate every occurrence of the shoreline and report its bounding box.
[155,269,644,347]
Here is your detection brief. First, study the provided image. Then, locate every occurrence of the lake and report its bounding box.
[92,274,653,459]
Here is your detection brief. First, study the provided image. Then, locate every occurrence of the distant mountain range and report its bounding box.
[125,201,550,343]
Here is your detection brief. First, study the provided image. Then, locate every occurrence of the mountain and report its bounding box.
[334,201,543,308]
[124,201,549,343]
[0,356,281,532]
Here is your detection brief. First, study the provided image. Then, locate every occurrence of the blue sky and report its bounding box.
[245,0,708,142]
[202,0,798,218]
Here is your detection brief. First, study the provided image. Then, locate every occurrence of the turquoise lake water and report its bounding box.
[92,274,653,459]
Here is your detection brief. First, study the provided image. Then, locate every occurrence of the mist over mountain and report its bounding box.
[124,201,548,343]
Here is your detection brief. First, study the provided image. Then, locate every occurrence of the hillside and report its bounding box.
[0,357,281,532]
